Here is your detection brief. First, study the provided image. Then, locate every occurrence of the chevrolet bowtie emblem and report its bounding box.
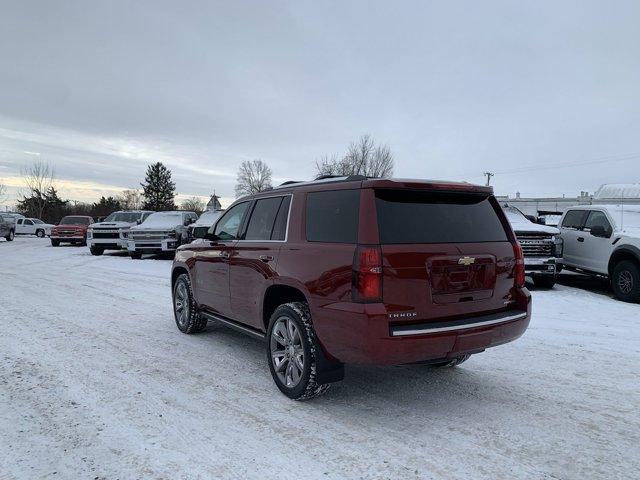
[458,256,476,266]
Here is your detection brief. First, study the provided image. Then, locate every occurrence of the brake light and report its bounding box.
[353,245,383,302]
[513,241,525,287]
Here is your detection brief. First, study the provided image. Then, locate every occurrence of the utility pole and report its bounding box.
[483,171,494,186]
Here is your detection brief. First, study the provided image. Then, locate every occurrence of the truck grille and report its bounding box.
[93,230,120,239]
[130,231,168,241]
[517,235,554,257]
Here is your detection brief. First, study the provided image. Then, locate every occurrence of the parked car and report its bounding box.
[558,205,640,302]
[503,205,563,288]
[87,210,153,256]
[188,209,224,241]
[1,212,25,223]
[171,176,531,400]
[127,211,198,259]
[50,216,94,246]
[15,218,54,237]
[0,214,16,241]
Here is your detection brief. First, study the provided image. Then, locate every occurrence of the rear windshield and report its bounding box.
[375,190,508,244]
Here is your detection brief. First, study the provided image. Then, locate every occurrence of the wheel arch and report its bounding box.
[608,245,640,277]
[262,283,309,331]
[171,265,190,289]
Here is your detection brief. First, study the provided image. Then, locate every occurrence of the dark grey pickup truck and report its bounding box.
[0,214,16,241]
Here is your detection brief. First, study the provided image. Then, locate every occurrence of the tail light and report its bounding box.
[352,245,383,302]
[513,242,525,287]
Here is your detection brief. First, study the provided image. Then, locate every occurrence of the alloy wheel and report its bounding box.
[618,270,634,295]
[174,281,190,327]
[270,316,305,388]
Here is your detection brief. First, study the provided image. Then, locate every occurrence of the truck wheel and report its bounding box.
[129,252,142,260]
[36,229,45,238]
[80,236,87,247]
[172,273,208,333]
[90,246,104,256]
[5,230,14,241]
[431,354,471,368]
[267,302,330,401]
[611,260,640,303]
[51,239,60,247]
[533,276,556,289]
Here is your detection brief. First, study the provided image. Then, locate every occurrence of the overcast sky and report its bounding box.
[1,0,639,208]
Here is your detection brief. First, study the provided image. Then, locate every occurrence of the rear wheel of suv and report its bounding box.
[172,273,208,333]
[533,275,556,289]
[5,230,14,241]
[267,302,330,401]
[611,260,640,303]
[431,354,471,368]
[90,246,104,256]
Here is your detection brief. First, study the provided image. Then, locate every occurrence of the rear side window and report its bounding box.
[561,210,588,229]
[271,196,291,241]
[306,190,360,243]
[245,197,284,241]
[375,190,508,244]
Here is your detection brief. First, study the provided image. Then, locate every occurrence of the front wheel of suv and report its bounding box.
[267,302,330,401]
[611,260,640,303]
[172,273,208,333]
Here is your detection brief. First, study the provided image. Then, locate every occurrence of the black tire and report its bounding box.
[431,354,471,368]
[611,260,640,303]
[5,229,14,241]
[51,239,60,247]
[172,273,208,333]
[36,229,45,238]
[129,252,142,259]
[533,275,556,289]
[80,236,87,247]
[267,302,330,401]
[90,246,104,256]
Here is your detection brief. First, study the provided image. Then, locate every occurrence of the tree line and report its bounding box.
[8,134,393,223]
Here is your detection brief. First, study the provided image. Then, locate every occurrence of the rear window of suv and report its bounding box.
[375,190,508,244]
[306,190,360,243]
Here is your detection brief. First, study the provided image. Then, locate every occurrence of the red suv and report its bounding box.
[172,176,531,400]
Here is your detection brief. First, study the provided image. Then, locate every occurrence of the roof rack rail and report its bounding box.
[279,180,302,186]
[314,174,368,181]
[272,175,368,190]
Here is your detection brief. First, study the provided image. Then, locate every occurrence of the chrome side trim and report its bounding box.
[200,311,266,341]
[390,312,527,337]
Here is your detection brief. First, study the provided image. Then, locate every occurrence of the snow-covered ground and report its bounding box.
[1,237,638,479]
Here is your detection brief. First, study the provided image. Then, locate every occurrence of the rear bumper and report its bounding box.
[312,289,532,365]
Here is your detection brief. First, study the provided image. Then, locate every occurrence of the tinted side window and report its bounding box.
[306,190,360,243]
[214,202,249,240]
[561,210,588,229]
[584,211,612,233]
[244,197,283,241]
[271,196,291,241]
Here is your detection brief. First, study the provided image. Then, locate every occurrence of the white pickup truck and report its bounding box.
[87,210,153,256]
[558,204,640,303]
[15,218,54,237]
[127,211,197,259]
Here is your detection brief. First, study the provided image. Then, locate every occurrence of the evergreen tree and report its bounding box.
[92,196,122,217]
[140,162,176,211]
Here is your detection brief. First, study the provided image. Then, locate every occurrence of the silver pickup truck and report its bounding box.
[127,211,197,259]
[87,210,153,255]
[504,206,563,288]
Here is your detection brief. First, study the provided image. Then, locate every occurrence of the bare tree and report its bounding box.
[0,181,6,204]
[22,160,55,219]
[119,189,144,210]
[314,134,394,179]
[235,160,273,197]
[180,196,206,214]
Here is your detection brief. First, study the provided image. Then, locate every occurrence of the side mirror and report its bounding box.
[204,230,219,241]
[589,225,611,238]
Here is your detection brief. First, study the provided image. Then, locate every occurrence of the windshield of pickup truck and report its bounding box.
[104,212,145,223]
[60,216,92,225]
[141,212,182,227]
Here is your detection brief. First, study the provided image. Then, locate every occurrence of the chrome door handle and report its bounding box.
[259,255,274,262]
[219,251,231,259]
[577,237,584,242]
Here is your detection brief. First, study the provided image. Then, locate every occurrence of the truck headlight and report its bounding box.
[553,236,563,257]
[120,230,128,239]
[87,229,93,239]
[167,230,177,238]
